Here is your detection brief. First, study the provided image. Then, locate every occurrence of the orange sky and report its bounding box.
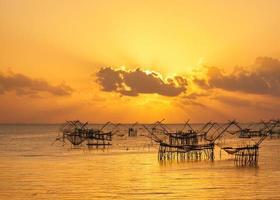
[0,0,280,123]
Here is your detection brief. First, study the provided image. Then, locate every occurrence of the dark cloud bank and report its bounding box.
[196,57,280,97]
[96,67,188,97]
[0,71,73,96]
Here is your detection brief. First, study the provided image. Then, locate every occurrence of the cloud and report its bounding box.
[193,78,210,90]
[96,67,188,96]
[196,57,280,97]
[182,92,210,100]
[181,99,207,108]
[214,95,251,107]
[0,71,73,96]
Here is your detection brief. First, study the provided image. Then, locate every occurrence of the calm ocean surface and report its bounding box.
[0,124,280,200]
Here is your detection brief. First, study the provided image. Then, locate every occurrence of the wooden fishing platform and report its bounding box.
[158,142,214,161]
[219,120,280,166]
[223,146,259,166]
[57,120,119,149]
[143,120,219,162]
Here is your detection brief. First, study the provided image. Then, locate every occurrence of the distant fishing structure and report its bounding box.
[54,119,280,167]
[143,120,238,162]
[218,120,280,166]
[128,122,138,137]
[55,120,120,149]
[142,120,212,161]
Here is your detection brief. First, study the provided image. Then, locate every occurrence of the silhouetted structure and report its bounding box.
[128,122,138,137]
[142,120,230,162]
[220,120,280,166]
[56,120,119,148]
